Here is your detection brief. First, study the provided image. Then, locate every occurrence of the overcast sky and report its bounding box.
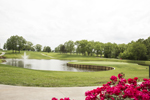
[0,0,150,50]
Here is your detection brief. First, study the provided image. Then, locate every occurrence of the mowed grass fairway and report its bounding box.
[0,51,149,87]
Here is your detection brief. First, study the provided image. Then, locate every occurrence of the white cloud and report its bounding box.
[0,0,150,49]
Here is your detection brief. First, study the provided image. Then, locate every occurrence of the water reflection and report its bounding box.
[3,59,31,68]
[2,59,102,72]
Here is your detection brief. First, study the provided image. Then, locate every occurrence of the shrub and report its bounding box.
[52,73,150,100]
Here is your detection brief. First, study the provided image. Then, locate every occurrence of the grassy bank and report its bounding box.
[0,61,149,87]
[42,52,150,66]
[0,51,149,87]
[3,50,24,58]
[3,51,51,59]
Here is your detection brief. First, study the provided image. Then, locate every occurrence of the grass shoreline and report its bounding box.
[0,51,149,87]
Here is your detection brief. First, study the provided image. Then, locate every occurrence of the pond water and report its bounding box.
[2,59,102,72]
[2,52,107,72]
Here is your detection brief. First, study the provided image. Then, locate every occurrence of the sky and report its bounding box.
[0,0,150,50]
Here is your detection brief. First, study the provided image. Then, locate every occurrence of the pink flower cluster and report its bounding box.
[52,73,150,100]
[52,97,70,100]
[85,73,150,100]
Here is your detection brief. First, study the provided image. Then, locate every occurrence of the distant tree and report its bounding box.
[144,37,150,59]
[86,40,94,56]
[43,46,47,52]
[131,42,147,60]
[110,43,118,58]
[6,35,26,53]
[78,40,88,55]
[60,44,66,53]
[118,43,127,53]
[104,42,123,58]
[46,46,51,53]
[3,43,7,50]
[119,42,147,60]
[35,44,42,52]
[25,41,33,51]
[136,38,145,44]
[75,41,81,55]
[43,46,51,53]
[17,36,26,53]
[64,40,75,54]
[55,46,60,53]
[94,42,104,57]
[104,42,113,58]
[6,36,16,52]
[31,46,35,51]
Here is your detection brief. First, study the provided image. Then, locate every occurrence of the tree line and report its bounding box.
[3,35,150,60]
[3,35,51,53]
[55,37,150,60]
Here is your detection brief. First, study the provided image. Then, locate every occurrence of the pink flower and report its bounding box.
[135,86,141,90]
[113,87,121,95]
[85,96,91,100]
[100,96,105,100]
[128,78,137,85]
[118,73,123,79]
[106,86,114,95]
[63,97,70,100]
[118,78,126,85]
[143,78,149,81]
[134,77,138,81]
[106,81,112,85]
[52,97,58,100]
[110,75,117,82]
[85,90,91,96]
[128,78,133,84]
[142,94,150,100]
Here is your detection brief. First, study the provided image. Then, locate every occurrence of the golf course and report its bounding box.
[0,50,149,87]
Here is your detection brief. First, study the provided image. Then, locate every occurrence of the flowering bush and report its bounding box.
[52,97,70,100]
[85,72,150,100]
[52,73,150,100]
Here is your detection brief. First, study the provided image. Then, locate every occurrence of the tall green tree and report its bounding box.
[119,42,147,60]
[94,42,104,57]
[43,46,51,53]
[144,37,150,59]
[86,40,94,56]
[17,36,26,53]
[25,41,33,51]
[55,46,60,52]
[3,43,7,50]
[78,40,88,55]
[46,46,51,53]
[94,42,101,57]
[131,42,147,60]
[64,40,75,54]
[43,46,47,52]
[6,35,26,53]
[136,38,145,44]
[75,41,81,55]
[104,42,113,58]
[35,44,42,52]
[60,44,66,53]
[118,44,127,53]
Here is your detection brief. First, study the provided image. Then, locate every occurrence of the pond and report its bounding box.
[2,52,110,72]
[2,59,103,72]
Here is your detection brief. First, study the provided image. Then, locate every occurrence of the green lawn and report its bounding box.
[4,50,51,59]
[0,51,149,87]
[3,50,24,58]
[42,52,150,66]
